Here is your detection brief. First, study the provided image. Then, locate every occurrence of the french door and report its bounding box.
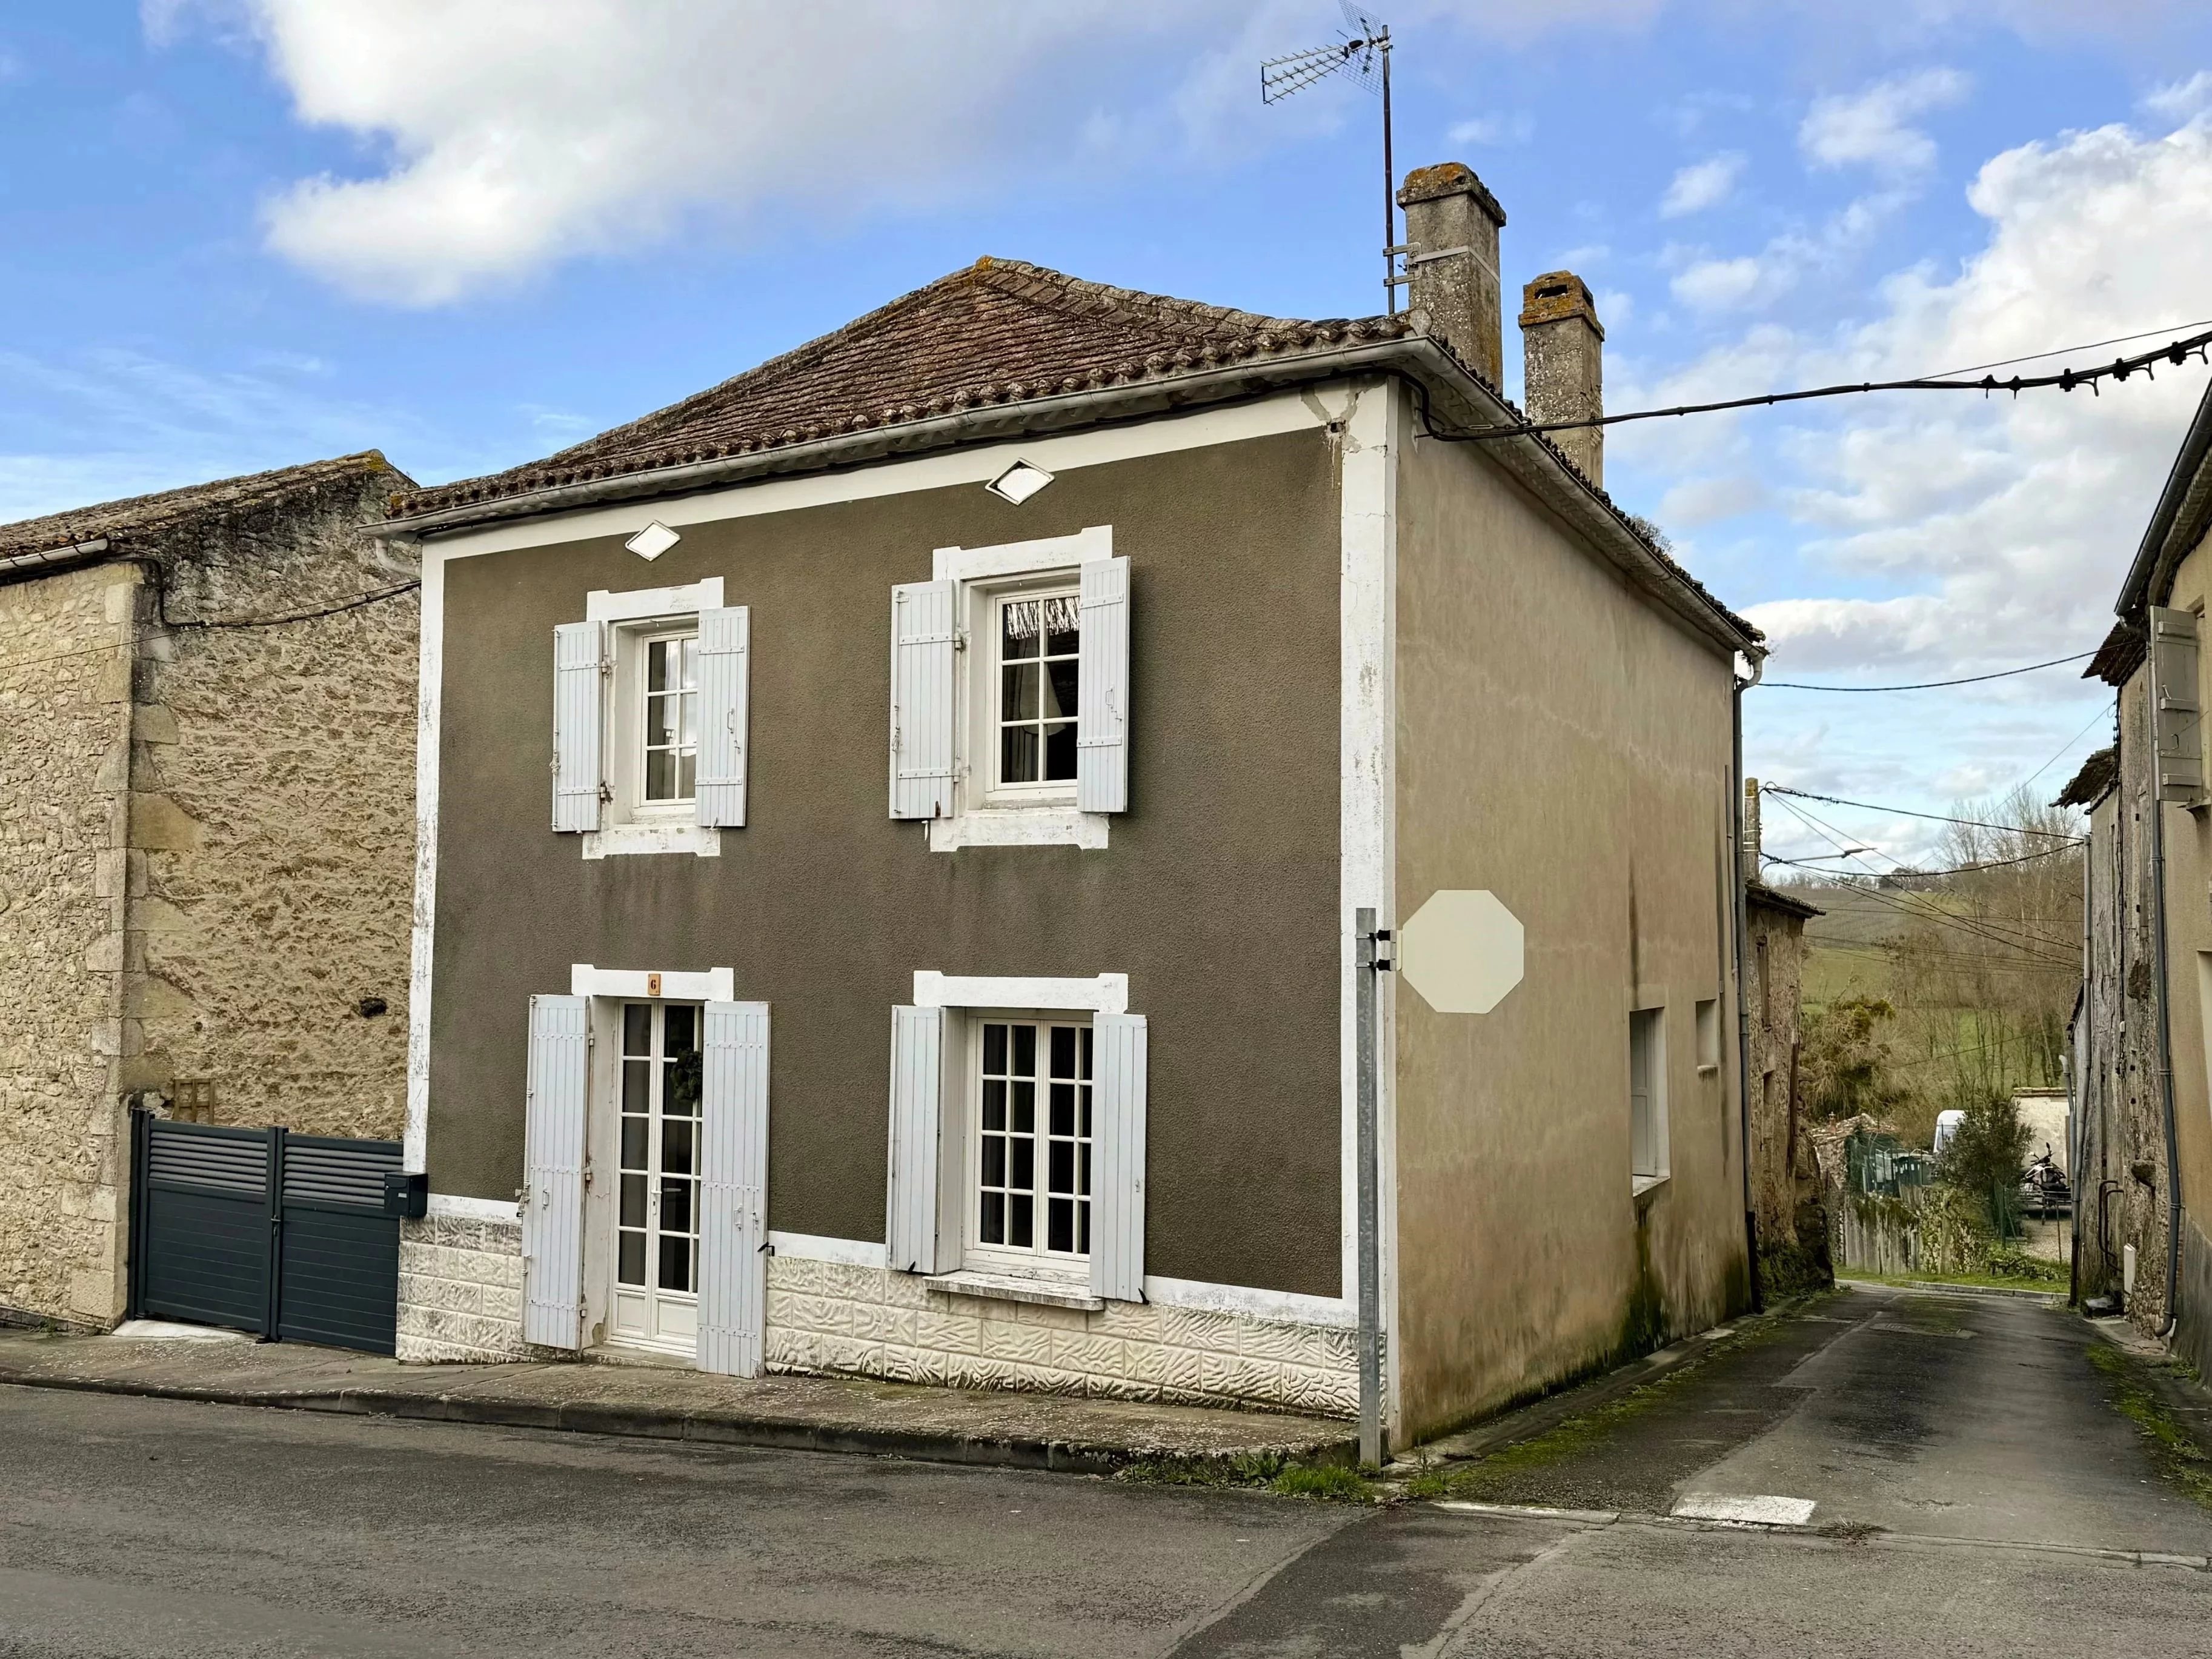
[610,1002,702,1352]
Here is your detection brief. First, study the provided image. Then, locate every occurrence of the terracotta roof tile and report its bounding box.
[2055,745,2117,809]
[398,259,1410,518]
[0,452,407,565]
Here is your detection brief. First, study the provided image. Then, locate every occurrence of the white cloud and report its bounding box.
[1672,254,1772,312]
[1660,151,1745,218]
[1448,111,1536,147]
[1659,474,1767,525]
[1799,67,1971,173]
[2145,71,2212,121]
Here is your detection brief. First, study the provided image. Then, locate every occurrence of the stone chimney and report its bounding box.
[1518,271,1604,486]
[1395,162,1507,387]
[1741,776,1762,887]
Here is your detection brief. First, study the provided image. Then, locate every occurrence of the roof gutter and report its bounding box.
[2118,377,2212,618]
[364,337,1758,659]
[0,534,111,583]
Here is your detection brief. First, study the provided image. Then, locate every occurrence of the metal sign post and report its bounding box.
[1354,906,1388,1468]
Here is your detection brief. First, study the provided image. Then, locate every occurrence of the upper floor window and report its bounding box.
[641,631,699,806]
[993,591,1080,796]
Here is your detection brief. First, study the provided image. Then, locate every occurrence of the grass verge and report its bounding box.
[1839,1266,2064,1295]
[2085,1343,2212,1512]
[1113,1451,1378,1501]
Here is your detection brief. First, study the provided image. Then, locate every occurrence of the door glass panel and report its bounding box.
[613,1001,705,1334]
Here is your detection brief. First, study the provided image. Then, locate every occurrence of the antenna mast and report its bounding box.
[1261,4,1398,314]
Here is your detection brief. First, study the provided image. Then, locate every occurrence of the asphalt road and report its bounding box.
[3,1283,2207,1657]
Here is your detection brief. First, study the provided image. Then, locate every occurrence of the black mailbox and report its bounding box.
[382,1170,429,1219]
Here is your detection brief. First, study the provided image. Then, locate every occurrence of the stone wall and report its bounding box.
[396,1217,1358,1414]
[0,562,138,1326]
[126,479,416,1137]
[1745,890,1830,1297]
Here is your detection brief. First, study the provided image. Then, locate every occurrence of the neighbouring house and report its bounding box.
[0,455,417,1332]
[2067,371,2212,1371]
[371,161,1765,1445]
[1738,781,1828,1297]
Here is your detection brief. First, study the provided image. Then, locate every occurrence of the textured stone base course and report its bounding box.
[0,1327,1355,1477]
[394,1217,1358,1417]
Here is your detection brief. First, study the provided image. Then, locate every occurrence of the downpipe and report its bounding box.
[1733,650,1764,1312]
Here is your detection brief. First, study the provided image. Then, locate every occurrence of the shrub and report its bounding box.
[1936,1088,2031,1238]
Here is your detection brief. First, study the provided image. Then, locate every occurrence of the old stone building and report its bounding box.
[0,454,417,1330]
[1739,781,1828,1298]
[2068,370,2212,1377]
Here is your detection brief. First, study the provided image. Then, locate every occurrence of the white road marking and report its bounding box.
[1672,1492,1818,1526]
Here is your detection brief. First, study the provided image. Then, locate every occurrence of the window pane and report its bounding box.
[676,636,697,690]
[664,1053,702,1119]
[676,750,696,801]
[660,1179,692,1235]
[1048,1196,1072,1254]
[659,1235,692,1292]
[1043,597,1079,657]
[1077,1200,1090,1255]
[1043,660,1078,721]
[620,1172,646,1228]
[1009,1195,1033,1248]
[620,1116,648,1169]
[1080,1026,1092,1080]
[980,1191,1005,1245]
[649,638,673,694]
[984,1023,1007,1074]
[1078,1084,1091,1140]
[646,692,678,746]
[1043,721,1077,782]
[981,1135,1005,1188]
[1077,1143,1091,1198]
[678,690,697,747]
[623,1004,652,1056]
[1049,1025,1075,1077]
[662,1118,694,1175]
[1048,1139,1073,1195]
[1000,724,1039,785]
[1012,1025,1035,1074]
[1002,599,1042,658]
[1049,1082,1074,1137]
[982,1079,1006,1131]
[664,1005,697,1056]
[1011,1080,1034,1134]
[646,748,676,800]
[1011,1137,1033,1191]
[1002,662,1040,722]
[622,1062,649,1114]
[619,1231,645,1285]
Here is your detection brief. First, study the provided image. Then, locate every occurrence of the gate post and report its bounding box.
[262,1126,288,1342]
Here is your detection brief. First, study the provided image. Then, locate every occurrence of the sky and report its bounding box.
[6,1,2212,874]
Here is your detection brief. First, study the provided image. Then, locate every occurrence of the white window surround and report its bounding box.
[925,527,1114,854]
[581,578,726,859]
[571,963,736,1002]
[912,971,1128,1013]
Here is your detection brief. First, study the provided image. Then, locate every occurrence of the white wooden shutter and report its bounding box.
[886,1004,946,1272]
[522,994,590,1349]
[552,620,606,833]
[2151,606,2206,804]
[1077,556,1130,814]
[696,606,751,828]
[696,1000,770,1377]
[889,580,957,819]
[1089,1011,1148,1302]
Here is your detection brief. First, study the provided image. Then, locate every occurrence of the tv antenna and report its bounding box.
[1261,3,1398,313]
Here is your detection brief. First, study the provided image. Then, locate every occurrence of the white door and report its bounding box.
[609,1001,703,1352]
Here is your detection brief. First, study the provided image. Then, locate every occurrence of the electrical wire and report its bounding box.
[1928,319,2212,380]
[1763,651,2095,692]
[1762,785,2084,841]
[1764,838,2079,877]
[1437,325,2212,439]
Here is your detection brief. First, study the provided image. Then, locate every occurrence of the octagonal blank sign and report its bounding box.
[1397,889,1524,1014]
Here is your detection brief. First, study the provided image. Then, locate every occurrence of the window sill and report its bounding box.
[928,808,1109,853]
[583,822,721,859]
[924,1269,1104,1313]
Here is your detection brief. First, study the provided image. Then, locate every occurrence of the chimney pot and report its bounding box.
[1518,270,1604,486]
[1395,162,1507,387]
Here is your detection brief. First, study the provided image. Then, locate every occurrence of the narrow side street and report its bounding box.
[2,1285,2205,1657]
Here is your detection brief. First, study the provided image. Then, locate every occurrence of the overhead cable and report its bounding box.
[1763,651,2095,691]
[1762,785,2084,841]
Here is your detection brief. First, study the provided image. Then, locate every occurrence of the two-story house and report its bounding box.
[371,162,1763,1446]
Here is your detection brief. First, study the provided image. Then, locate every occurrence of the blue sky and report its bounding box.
[6,2,2212,870]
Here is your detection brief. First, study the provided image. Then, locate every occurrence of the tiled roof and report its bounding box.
[397,259,1412,518]
[1746,880,1823,920]
[394,258,1753,645]
[0,452,407,566]
[2055,745,2117,809]
[2087,619,2145,687]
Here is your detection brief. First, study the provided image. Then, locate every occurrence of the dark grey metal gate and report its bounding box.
[128,1112,404,1354]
